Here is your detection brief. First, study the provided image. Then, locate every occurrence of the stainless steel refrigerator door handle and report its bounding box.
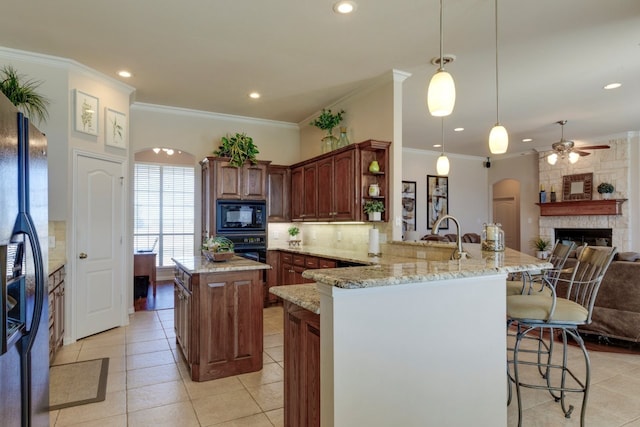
[79,252,88,259]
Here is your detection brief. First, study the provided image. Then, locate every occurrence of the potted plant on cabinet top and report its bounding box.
[363,200,385,222]
[213,132,259,167]
[0,65,50,124]
[530,236,552,260]
[597,182,615,199]
[309,108,345,153]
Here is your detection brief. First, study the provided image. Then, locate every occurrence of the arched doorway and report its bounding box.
[492,179,520,250]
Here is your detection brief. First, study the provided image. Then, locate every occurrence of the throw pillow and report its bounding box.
[615,251,640,262]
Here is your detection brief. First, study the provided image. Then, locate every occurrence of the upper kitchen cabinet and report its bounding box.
[359,140,390,222]
[267,165,290,222]
[201,157,270,201]
[290,140,390,222]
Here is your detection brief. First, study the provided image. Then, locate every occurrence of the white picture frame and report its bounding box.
[105,108,127,149]
[74,90,99,135]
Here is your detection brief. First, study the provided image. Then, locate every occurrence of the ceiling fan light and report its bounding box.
[489,124,508,154]
[569,152,580,163]
[547,153,558,165]
[427,70,456,117]
[436,153,450,176]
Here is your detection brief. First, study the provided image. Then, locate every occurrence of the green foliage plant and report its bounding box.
[0,65,50,124]
[597,182,614,194]
[363,200,385,214]
[530,236,551,251]
[309,108,345,135]
[287,226,300,237]
[213,132,259,167]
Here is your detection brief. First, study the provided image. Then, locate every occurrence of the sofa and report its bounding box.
[562,251,640,343]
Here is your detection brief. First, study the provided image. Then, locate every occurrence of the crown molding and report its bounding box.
[402,146,486,161]
[0,46,136,94]
[130,102,299,129]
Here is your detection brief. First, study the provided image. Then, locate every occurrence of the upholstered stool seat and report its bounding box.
[507,295,588,323]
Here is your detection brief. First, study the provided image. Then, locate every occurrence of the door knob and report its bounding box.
[79,252,88,259]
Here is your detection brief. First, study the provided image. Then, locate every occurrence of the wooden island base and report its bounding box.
[173,256,269,382]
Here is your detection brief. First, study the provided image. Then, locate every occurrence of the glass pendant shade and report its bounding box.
[569,152,580,164]
[489,124,508,154]
[427,70,456,117]
[436,153,450,176]
[547,153,558,165]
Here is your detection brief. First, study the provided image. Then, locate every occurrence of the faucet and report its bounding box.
[432,215,467,260]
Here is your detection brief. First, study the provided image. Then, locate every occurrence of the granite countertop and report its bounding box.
[302,244,551,289]
[268,243,552,312]
[172,255,271,274]
[270,284,320,314]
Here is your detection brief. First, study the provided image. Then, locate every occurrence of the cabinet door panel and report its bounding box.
[291,167,304,221]
[215,162,242,199]
[316,157,333,220]
[267,166,290,221]
[333,150,357,220]
[203,281,228,364]
[302,163,317,219]
[243,163,268,199]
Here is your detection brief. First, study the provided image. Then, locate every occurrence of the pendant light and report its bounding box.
[489,0,508,154]
[436,118,450,176]
[427,0,456,117]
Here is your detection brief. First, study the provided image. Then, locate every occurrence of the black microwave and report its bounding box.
[216,200,266,233]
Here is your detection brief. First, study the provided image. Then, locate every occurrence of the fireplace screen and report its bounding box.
[554,228,612,247]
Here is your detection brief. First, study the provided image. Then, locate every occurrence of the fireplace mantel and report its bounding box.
[536,199,627,216]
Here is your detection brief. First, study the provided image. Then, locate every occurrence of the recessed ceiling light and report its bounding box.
[433,144,442,148]
[117,70,132,78]
[249,92,261,99]
[454,127,464,132]
[603,82,621,90]
[333,1,357,14]
[522,138,533,142]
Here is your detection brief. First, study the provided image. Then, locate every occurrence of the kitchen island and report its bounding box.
[271,243,551,427]
[172,255,270,381]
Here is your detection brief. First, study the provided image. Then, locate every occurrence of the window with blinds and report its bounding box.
[134,163,195,266]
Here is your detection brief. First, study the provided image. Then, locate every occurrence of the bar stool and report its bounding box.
[506,241,576,296]
[506,245,616,426]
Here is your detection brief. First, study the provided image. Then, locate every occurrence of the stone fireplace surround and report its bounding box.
[538,138,631,252]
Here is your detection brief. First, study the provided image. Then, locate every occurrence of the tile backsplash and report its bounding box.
[268,221,391,250]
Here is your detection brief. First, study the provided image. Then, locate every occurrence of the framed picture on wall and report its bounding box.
[401,181,416,237]
[105,108,127,149]
[427,175,448,229]
[74,90,99,136]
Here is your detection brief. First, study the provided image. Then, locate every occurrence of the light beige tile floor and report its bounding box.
[49,305,640,426]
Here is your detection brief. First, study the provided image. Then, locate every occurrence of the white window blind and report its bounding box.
[134,163,195,266]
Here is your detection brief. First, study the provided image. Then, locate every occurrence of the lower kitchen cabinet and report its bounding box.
[266,250,339,299]
[48,264,65,364]
[173,264,263,381]
[284,300,320,427]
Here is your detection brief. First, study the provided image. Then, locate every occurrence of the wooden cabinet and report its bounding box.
[174,270,192,362]
[267,250,338,293]
[201,157,270,239]
[359,140,391,222]
[267,165,290,222]
[290,140,389,222]
[290,166,304,221]
[213,159,269,200]
[173,264,263,381]
[284,301,321,427]
[48,264,65,364]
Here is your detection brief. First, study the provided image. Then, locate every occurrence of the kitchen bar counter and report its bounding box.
[268,243,550,427]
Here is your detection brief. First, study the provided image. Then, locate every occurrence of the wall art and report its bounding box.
[402,181,416,236]
[105,108,127,149]
[427,175,448,229]
[74,90,99,136]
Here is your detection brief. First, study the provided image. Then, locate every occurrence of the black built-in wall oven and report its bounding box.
[215,200,267,263]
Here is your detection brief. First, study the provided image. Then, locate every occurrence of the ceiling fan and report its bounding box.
[545,120,609,165]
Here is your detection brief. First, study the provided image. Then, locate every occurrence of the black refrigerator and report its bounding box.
[0,92,49,426]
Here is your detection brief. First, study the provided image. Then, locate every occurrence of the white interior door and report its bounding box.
[74,153,124,339]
